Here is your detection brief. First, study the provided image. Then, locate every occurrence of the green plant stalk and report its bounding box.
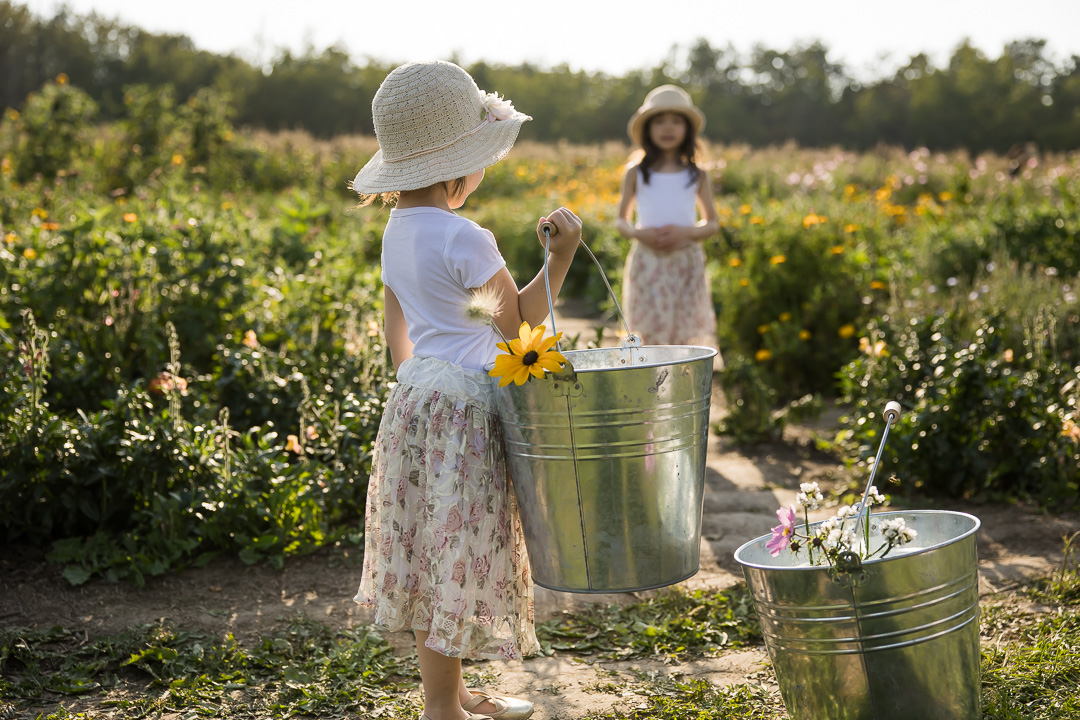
[165,321,183,433]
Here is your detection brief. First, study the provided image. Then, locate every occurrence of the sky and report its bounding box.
[20,0,1080,81]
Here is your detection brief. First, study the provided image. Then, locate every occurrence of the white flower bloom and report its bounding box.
[836,504,858,519]
[880,518,916,545]
[868,485,886,505]
[797,482,824,510]
[480,91,516,123]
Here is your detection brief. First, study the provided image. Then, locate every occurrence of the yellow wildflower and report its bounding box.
[779,312,792,322]
[41,222,59,231]
[830,246,844,255]
[1062,416,1080,443]
[123,212,138,223]
[869,280,887,290]
[739,278,750,287]
[489,321,567,387]
[769,255,786,265]
[802,213,826,228]
[23,247,37,259]
[758,324,770,334]
[844,224,859,233]
[56,73,69,85]
[859,337,887,357]
[729,257,742,267]
[838,324,856,339]
[4,232,15,244]
[32,207,47,219]
[750,216,764,225]
[739,204,752,215]
[172,154,185,166]
[798,330,811,341]
[755,349,772,362]
[939,191,953,202]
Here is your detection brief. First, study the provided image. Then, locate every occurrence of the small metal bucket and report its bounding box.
[734,510,982,720]
[495,230,716,592]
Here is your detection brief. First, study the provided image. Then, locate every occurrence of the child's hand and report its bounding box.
[652,225,694,252]
[537,207,582,257]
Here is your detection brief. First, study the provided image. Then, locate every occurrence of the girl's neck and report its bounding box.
[397,185,451,211]
[648,152,685,173]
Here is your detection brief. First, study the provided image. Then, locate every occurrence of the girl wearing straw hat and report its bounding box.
[616,85,722,368]
[350,60,581,720]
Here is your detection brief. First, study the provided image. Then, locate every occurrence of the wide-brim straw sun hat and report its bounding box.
[626,85,705,147]
[351,60,531,194]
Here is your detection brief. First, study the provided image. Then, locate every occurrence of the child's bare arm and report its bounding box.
[482,207,582,339]
[383,285,413,372]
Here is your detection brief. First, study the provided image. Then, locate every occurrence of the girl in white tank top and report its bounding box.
[615,85,722,367]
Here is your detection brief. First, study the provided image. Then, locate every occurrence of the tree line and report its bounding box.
[3,1,1079,152]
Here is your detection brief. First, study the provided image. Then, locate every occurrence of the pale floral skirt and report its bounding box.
[354,356,539,661]
[623,242,722,368]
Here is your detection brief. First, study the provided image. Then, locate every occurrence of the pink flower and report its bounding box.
[766,505,798,556]
[451,560,467,585]
[472,553,491,577]
[445,506,464,534]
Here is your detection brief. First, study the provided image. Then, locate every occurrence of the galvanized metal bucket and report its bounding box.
[735,509,982,720]
[495,229,716,593]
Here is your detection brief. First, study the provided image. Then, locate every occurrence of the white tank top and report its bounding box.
[635,167,698,228]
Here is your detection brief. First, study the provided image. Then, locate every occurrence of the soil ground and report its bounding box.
[3,301,1079,719]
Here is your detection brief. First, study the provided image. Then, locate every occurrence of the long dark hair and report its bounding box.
[636,112,701,187]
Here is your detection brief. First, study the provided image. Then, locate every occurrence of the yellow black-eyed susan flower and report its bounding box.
[489,321,567,387]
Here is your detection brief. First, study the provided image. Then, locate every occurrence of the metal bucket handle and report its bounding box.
[842,400,903,578]
[540,222,640,356]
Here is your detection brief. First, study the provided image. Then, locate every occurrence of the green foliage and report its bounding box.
[6,76,98,182]
[537,585,761,662]
[0,618,418,718]
[590,677,785,720]
[713,353,822,444]
[837,310,1079,506]
[0,122,390,582]
[715,211,871,397]
[981,564,1080,719]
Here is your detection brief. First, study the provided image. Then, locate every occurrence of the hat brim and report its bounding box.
[627,106,705,146]
[352,115,529,194]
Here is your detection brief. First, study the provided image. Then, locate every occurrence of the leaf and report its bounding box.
[62,564,93,586]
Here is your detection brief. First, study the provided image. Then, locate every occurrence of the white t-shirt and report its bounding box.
[381,206,507,371]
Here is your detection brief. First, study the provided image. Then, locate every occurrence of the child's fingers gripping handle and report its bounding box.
[539,220,557,238]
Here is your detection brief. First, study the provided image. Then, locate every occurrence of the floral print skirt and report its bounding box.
[622,241,722,369]
[354,356,539,661]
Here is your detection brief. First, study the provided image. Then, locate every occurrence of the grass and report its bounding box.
[2,554,1078,720]
[535,584,762,661]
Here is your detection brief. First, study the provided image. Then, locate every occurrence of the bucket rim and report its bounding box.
[733,509,981,571]
[562,344,718,372]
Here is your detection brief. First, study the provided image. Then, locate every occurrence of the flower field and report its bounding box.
[1,77,1078,587]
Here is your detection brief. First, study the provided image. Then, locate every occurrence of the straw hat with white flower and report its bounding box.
[351,60,531,194]
[626,84,706,147]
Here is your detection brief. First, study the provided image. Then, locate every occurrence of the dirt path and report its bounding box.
[3,300,1080,719]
